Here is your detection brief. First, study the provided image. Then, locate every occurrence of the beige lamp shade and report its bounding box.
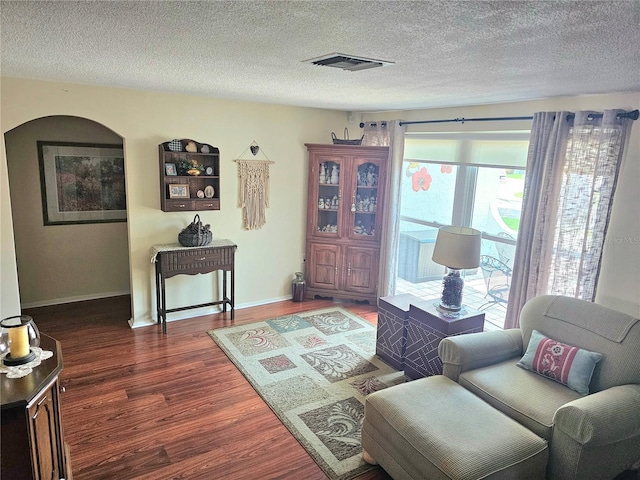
[432,226,482,269]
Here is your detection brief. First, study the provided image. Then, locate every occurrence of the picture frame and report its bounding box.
[165,163,177,176]
[168,184,190,199]
[37,141,126,225]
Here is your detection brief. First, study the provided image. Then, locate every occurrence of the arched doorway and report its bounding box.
[5,115,131,310]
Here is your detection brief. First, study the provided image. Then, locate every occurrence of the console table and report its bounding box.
[151,240,237,333]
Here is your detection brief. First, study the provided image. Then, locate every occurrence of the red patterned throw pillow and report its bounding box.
[517,330,603,395]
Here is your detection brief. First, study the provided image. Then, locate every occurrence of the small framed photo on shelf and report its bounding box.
[168,184,190,199]
[165,163,177,176]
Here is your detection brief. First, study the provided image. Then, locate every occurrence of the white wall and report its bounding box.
[363,93,640,317]
[1,133,20,319]
[5,116,130,307]
[1,77,349,326]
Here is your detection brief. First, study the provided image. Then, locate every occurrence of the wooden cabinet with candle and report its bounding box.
[1,334,72,479]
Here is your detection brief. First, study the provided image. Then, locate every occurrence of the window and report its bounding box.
[400,163,525,260]
[396,132,530,320]
[401,132,528,236]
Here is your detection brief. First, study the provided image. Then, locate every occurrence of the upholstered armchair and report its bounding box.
[438,295,640,480]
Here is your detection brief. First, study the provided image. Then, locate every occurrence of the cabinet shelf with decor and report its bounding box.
[159,139,220,212]
[304,143,389,304]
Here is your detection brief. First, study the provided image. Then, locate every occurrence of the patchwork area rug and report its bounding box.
[208,307,406,480]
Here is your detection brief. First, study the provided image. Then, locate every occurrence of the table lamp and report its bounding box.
[431,226,482,314]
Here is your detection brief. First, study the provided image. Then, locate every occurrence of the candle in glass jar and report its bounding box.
[9,324,30,358]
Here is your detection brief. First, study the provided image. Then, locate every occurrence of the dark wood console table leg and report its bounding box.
[155,256,168,334]
[159,270,167,334]
[222,269,228,314]
[155,261,162,327]
[231,268,235,320]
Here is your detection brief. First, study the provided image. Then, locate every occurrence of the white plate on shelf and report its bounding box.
[204,185,215,198]
[197,189,205,198]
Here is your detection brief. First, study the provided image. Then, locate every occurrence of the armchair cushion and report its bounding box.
[459,358,581,440]
[517,329,603,395]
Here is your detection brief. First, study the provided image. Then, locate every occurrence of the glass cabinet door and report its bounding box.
[313,155,344,237]
[348,159,383,241]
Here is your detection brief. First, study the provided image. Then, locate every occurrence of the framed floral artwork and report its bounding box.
[37,141,126,225]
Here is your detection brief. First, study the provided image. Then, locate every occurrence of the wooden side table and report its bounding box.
[152,240,237,333]
[1,334,72,479]
[376,294,421,370]
[404,299,485,379]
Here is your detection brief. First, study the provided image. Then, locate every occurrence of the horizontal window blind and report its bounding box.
[405,131,530,167]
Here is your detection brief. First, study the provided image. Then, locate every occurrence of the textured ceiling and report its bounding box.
[1,1,639,112]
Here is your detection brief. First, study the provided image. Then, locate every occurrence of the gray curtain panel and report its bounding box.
[505,110,633,329]
[362,120,406,297]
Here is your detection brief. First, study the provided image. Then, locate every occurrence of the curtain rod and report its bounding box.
[359,110,639,128]
[565,109,639,121]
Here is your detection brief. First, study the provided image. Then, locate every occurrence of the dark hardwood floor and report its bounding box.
[24,296,392,480]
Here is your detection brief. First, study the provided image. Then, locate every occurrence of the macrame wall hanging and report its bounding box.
[234,142,274,230]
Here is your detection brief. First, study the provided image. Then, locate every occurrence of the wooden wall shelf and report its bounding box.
[159,140,221,212]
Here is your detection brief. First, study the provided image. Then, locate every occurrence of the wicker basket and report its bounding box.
[331,128,363,145]
[178,214,213,247]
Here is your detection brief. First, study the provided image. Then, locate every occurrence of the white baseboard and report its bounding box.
[129,304,223,328]
[236,295,291,309]
[21,291,293,327]
[129,294,291,329]
[21,291,131,309]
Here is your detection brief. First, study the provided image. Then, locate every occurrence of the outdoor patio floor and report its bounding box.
[395,273,507,331]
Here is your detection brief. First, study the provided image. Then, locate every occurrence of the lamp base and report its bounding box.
[3,349,37,366]
[437,302,462,312]
[438,268,465,312]
[434,303,467,318]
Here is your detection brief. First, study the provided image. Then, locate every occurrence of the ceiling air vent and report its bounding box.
[304,53,394,72]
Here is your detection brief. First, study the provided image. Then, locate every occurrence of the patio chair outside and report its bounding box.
[479,254,512,310]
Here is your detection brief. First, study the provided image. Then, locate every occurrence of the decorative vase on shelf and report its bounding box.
[330,165,339,184]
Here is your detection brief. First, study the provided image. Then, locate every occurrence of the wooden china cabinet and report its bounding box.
[304,144,389,304]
